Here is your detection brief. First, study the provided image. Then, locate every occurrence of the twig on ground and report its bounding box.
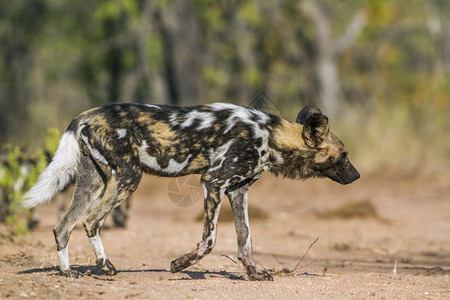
[221,254,239,266]
[292,237,319,272]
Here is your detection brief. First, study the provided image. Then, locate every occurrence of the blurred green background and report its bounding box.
[1,0,449,171]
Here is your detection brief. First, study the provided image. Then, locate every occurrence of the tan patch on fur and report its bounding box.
[205,209,213,220]
[209,192,220,204]
[238,129,249,139]
[273,119,307,149]
[148,121,177,147]
[202,174,212,181]
[90,115,110,129]
[315,134,344,164]
[119,111,128,118]
[188,154,209,171]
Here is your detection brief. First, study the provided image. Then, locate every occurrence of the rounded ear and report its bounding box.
[302,114,330,148]
[296,105,323,125]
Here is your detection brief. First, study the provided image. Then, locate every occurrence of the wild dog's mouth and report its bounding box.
[330,171,360,185]
[321,162,360,185]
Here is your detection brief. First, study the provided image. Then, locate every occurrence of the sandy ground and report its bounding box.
[0,170,449,299]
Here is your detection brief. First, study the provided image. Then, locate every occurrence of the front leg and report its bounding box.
[171,181,224,273]
[226,185,273,281]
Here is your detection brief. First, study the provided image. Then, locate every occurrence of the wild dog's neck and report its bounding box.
[267,119,318,179]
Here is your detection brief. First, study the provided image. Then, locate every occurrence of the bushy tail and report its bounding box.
[23,131,80,208]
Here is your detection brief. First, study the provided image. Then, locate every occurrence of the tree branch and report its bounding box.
[331,9,367,57]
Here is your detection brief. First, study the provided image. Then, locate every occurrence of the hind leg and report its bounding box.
[112,196,131,228]
[53,156,104,277]
[83,168,141,275]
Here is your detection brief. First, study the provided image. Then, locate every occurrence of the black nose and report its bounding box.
[342,168,360,184]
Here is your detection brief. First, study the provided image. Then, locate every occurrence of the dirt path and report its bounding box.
[1,171,449,299]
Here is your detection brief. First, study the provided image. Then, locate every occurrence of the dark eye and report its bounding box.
[341,152,348,159]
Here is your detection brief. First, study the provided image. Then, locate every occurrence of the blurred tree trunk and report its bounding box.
[427,0,450,79]
[223,3,255,104]
[301,1,366,116]
[0,44,31,140]
[153,1,205,105]
[103,13,128,102]
[0,189,7,223]
[128,0,157,102]
[153,7,180,105]
[0,0,47,142]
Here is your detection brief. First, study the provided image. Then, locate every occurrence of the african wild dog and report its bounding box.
[23,102,359,281]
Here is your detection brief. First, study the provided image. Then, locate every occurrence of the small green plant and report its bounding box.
[322,261,331,276]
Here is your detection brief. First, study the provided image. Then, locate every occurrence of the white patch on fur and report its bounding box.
[138,141,191,174]
[145,104,161,109]
[251,109,270,123]
[23,132,80,208]
[164,155,192,174]
[58,247,70,271]
[208,140,234,172]
[180,111,197,128]
[224,108,252,133]
[89,235,107,260]
[81,134,109,165]
[197,113,216,130]
[116,128,127,139]
[138,141,161,170]
[233,157,239,162]
[209,102,240,111]
[221,106,269,136]
[169,113,179,126]
[181,110,216,130]
[242,190,251,249]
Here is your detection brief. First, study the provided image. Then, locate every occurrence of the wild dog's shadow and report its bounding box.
[18,266,245,281]
[121,268,245,280]
[18,265,104,277]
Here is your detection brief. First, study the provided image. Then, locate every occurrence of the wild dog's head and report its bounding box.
[296,105,360,185]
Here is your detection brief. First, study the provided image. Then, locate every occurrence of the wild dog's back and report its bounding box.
[75,103,280,178]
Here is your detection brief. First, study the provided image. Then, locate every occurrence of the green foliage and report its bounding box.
[0,129,60,233]
[0,145,31,234]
